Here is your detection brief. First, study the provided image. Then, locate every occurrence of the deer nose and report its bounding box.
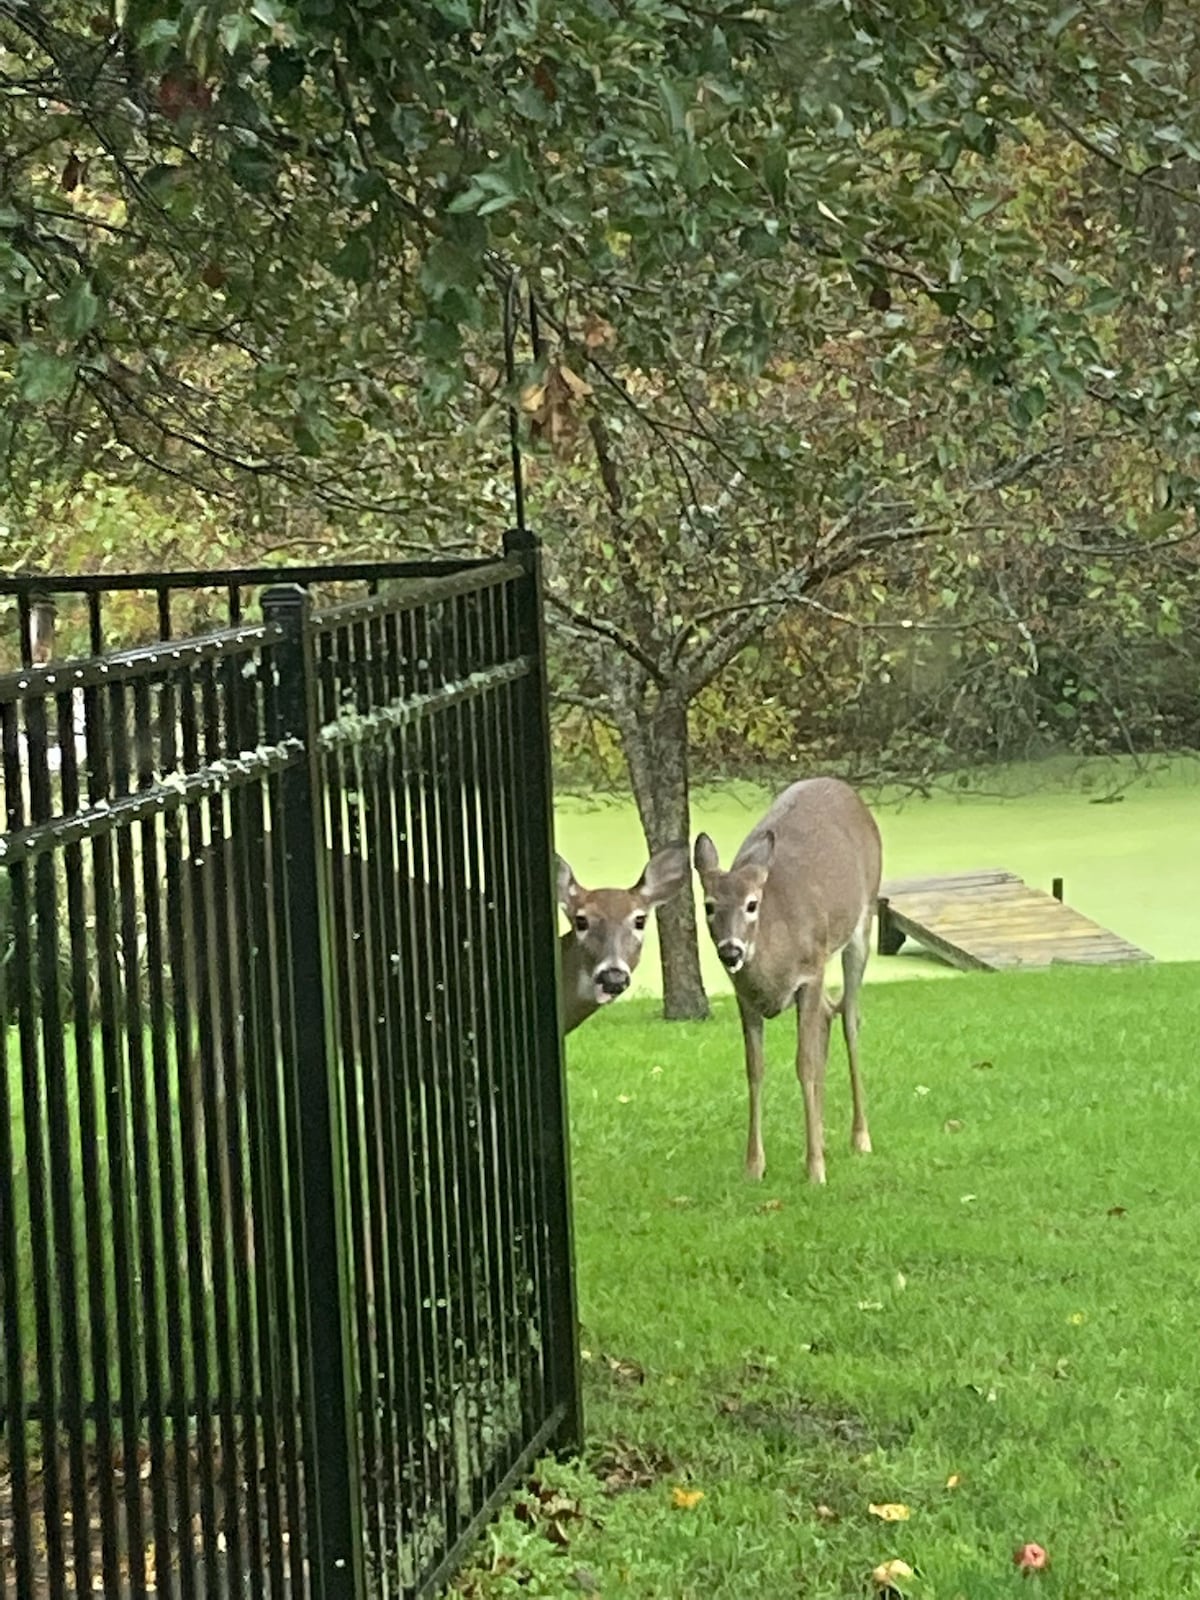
[596,966,630,997]
[717,940,746,971]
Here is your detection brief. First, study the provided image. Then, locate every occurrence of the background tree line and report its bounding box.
[2,0,1198,1017]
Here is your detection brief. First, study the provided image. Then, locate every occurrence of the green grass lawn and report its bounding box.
[459,961,1200,1598]
[554,756,1200,991]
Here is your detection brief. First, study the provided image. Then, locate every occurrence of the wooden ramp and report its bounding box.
[876,868,1154,973]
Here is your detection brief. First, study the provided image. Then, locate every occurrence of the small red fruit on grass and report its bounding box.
[1013,1542,1049,1573]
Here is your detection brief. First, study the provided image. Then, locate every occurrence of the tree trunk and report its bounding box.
[617,693,709,1021]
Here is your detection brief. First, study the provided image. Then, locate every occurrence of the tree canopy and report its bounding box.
[3,0,1199,1013]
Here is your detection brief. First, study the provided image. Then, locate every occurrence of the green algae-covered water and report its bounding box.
[554,756,1200,994]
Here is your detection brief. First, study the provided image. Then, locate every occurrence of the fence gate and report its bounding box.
[0,532,581,1598]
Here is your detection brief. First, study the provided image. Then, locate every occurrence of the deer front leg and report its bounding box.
[796,980,831,1184]
[738,998,766,1181]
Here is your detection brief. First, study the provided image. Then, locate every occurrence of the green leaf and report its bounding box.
[136,17,179,48]
[228,147,276,193]
[661,80,687,137]
[431,0,473,27]
[59,278,100,339]
[419,239,482,300]
[1085,286,1123,315]
[18,348,76,403]
[762,146,787,207]
[420,318,463,360]
[218,12,252,53]
[511,82,551,123]
[477,192,520,216]
[1047,3,1084,39]
[330,233,374,284]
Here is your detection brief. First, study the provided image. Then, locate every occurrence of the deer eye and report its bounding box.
[633,913,647,932]
[704,901,715,918]
[746,898,759,914]
[574,914,589,934]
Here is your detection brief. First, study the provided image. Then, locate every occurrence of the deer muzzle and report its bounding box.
[717,939,746,973]
[594,964,631,1002]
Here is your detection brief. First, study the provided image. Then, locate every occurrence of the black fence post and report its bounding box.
[261,584,366,1600]
[502,527,583,1452]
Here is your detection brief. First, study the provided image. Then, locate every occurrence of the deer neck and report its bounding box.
[558,928,598,1034]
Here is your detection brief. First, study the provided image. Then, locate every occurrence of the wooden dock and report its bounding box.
[876,868,1154,973]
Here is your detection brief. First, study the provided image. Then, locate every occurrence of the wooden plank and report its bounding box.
[885,910,995,972]
[899,920,1148,953]
[881,868,1019,895]
[908,914,1117,939]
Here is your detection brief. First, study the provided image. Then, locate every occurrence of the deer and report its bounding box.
[555,844,691,1033]
[692,777,882,1185]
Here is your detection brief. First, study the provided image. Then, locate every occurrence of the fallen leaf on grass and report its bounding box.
[943,1118,964,1133]
[1106,1205,1127,1218]
[971,1059,994,1070]
[872,1557,915,1589]
[1013,1540,1049,1572]
[814,1502,838,1522]
[616,1094,632,1104]
[604,1354,645,1385]
[858,1300,884,1312]
[757,1198,784,1213]
[592,1439,673,1495]
[945,1472,961,1489]
[960,1193,977,1204]
[671,1486,705,1510]
[869,1502,911,1522]
[513,1481,589,1551]
[1066,1311,1086,1326]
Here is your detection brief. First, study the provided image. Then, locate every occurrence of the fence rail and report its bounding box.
[0,536,579,1598]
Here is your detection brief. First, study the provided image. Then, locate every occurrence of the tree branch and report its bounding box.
[544,591,667,685]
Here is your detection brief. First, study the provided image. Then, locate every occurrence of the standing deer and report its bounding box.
[556,845,691,1033]
[693,778,882,1184]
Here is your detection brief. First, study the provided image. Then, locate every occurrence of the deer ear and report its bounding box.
[636,842,690,908]
[693,833,720,875]
[739,829,775,873]
[555,854,580,912]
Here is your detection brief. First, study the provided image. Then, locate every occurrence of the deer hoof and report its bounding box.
[745,1156,766,1182]
[852,1130,873,1154]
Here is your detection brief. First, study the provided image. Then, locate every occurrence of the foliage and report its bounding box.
[4,0,1200,1012]
[457,962,1200,1597]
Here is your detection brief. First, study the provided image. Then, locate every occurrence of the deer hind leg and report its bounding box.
[739,998,766,1181]
[796,979,831,1185]
[841,915,872,1155]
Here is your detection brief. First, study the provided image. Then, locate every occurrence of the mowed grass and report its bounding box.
[459,961,1200,1599]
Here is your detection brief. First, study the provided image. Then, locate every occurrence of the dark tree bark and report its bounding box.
[614,687,709,1021]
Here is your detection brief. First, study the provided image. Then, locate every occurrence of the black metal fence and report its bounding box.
[0,534,580,1598]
